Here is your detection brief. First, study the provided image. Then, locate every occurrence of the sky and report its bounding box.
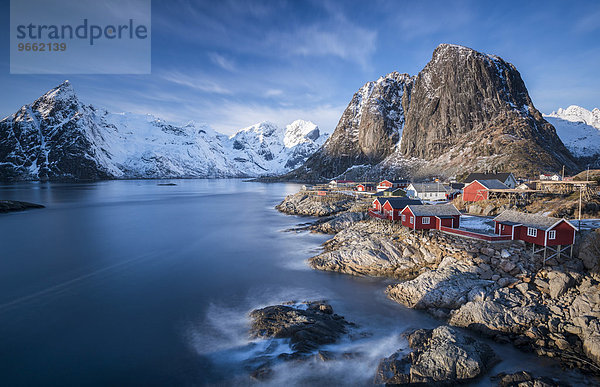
[1,0,599,135]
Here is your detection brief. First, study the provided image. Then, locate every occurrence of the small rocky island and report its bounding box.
[0,200,44,213]
[276,190,600,383]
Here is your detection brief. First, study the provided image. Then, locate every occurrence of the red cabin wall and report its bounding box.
[515,226,546,245]
[547,221,576,246]
[463,181,488,202]
[401,208,414,228]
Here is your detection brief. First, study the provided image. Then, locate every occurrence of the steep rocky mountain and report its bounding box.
[0,81,326,181]
[544,106,600,158]
[284,44,580,181]
[286,72,413,180]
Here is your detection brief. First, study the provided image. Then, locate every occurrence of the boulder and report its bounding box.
[548,271,574,299]
[491,371,564,387]
[386,257,494,311]
[249,301,350,353]
[375,326,497,385]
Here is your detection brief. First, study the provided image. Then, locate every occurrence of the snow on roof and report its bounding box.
[409,182,451,193]
[475,179,510,190]
[494,210,576,231]
[404,203,461,217]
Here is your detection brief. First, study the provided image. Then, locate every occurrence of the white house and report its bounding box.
[464,172,517,189]
[405,182,451,201]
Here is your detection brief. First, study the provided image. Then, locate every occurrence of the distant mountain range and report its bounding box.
[0,81,326,181]
[1,44,597,182]
[543,105,600,158]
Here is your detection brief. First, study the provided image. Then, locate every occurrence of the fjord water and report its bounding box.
[0,180,589,385]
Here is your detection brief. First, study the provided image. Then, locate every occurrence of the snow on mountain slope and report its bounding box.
[226,120,327,176]
[544,105,600,157]
[0,81,328,181]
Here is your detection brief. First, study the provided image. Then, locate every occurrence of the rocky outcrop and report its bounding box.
[308,211,367,234]
[249,301,351,353]
[0,200,44,213]
[375,326,497,385]
[578,229,600,272]
[275,191,355,217]
[308,219,451,279]
[247,301,354,380]
[386,257,494,317]
[491,371,565,387]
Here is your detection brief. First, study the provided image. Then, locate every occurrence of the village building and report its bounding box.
[516,182,536,190]
[370,197,421,219]
[383,188,406,197]
[539,173,561,181]
[356,183,376,192]
[405,182,452,201]
[329,180,355,189]
[462,179,510,202]
[376,179,410,192]
[400,204,461,230]
[464,172,517,188]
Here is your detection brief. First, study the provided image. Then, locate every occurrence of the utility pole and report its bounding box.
[562,165,565,181]
[579,187,582,232]
[587,165,590,182]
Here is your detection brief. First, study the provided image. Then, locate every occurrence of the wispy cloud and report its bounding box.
[264,89,283,97]
[160,71,232,95]
[208,52,237,72]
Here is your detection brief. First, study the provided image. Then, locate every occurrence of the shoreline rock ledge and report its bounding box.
[0,200,44,213]
[375,325,498,385]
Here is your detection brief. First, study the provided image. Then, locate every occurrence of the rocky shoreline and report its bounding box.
[275,192,600,383]
[0,200,44,213]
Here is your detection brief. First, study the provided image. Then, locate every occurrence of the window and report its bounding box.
[402,214,406,222]
[410,216,414,224]
[548,230,556,240]
[527,227,537,237]
[422,217,430,224]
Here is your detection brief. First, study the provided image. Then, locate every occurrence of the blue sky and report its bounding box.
[1,0,599,134]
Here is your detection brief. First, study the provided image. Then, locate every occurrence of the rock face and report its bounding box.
[397,44,577,176]
[275,191,355,217]
[249,301,350,354]
[386,257,494,314]
[375,326,497,385]
[282,72,413,180]
[492,371,564,387]
[0,200,44,213]
[283,44,579,181]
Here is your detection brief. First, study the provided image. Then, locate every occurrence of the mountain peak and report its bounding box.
[43,80,76,101]
[546,105,600,130]
[284,120,320,148]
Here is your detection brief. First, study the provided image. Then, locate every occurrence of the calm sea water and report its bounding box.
[0,180,592,386]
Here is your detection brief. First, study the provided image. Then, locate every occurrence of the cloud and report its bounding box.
[208,52,237,72]
[160,71,232,95]
[265,89,283,97]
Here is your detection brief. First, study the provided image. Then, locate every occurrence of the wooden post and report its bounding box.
[558,245,561,260]
[570,244,574,258]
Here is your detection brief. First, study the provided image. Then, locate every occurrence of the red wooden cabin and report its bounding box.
[400,204,461,230]
[493,210,577,247]
[463,179,509,202]
[377,179,410,192]
[356,183,376,192]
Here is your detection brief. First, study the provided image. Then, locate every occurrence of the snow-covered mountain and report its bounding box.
[226,120,326,176]
[544,105,600,157]
[0,81,328,181]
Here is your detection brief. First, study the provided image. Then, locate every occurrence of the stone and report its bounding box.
[375,326,497,385]
[386,257,493,311]
[548,271,574,299]
[249,301,350,353]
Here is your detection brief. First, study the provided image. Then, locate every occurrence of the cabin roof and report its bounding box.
[472,179,510,190]
[408,182,451,193]
[383,197,422,209]
[404,203,461,217]
[494,210,575,231]
[465,173,514,183]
